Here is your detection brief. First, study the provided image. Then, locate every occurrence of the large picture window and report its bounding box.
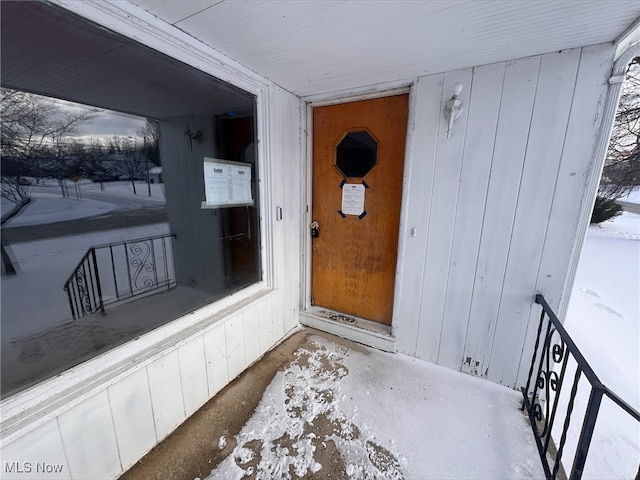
[0,2,261,397]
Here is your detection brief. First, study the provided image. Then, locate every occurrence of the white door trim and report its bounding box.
[300,85,414,349]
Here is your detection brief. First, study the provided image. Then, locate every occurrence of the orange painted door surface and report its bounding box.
[311,95,408,325]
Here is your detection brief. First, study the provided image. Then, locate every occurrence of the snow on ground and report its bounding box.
[560,211,640,479]
[2,180,169,338]
[1,194,117,226]
[1,179,166,226]
[204,335,542,480]
[595,210,640,238]
[619,186,640,204]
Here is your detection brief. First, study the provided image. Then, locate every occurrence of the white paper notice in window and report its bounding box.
[341,183,365,216]
[202,157,253,208]
[231,164,252,203]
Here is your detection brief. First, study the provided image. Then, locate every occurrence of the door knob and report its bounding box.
[311,221,319,238]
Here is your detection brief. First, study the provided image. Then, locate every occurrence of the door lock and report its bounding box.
[311,221,319,238]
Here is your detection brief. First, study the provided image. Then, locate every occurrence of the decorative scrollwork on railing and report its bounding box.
[531,327,567,440]
[76,264,93,315]
[523,294,640,480]
[129,240,154,292]
[64,234,175,320]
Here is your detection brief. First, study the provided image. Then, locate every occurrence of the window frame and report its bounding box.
[1,0,276,429]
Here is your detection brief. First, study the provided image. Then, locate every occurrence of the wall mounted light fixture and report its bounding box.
[185,127,203,142]
[443,82,464,138]
[185,126,203,152]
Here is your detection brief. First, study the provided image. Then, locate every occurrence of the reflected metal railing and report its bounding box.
[521,293,640,480]
[63,233,176,319]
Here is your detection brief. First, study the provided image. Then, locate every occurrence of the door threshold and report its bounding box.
[300,307,395,352]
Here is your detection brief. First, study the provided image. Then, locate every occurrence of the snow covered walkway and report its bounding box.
[122,329,543,480]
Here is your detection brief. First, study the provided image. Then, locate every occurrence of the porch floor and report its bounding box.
[121,328,543,480]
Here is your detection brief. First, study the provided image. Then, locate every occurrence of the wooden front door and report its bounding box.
[311,94,409,325]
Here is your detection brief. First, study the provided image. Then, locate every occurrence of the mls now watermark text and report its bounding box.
[5,461,64,474]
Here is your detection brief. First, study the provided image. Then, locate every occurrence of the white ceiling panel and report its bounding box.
[125,1,640,96]
[133,0,224,25]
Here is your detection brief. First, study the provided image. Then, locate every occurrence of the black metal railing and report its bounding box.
[522,293,640,480]
[64,233,176,319]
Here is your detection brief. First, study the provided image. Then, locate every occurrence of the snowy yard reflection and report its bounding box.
[1,181,185,395]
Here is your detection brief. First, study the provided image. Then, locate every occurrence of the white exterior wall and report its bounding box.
[395,44,615,388]
[0,4,303,480]
[0,1,620,476]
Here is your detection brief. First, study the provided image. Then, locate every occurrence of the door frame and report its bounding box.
[300,84,415,349]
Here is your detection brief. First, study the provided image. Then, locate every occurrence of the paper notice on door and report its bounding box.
[341,183,365,216]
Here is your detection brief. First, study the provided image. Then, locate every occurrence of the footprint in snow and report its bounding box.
[592,302,623,319]
[580,288,601,299]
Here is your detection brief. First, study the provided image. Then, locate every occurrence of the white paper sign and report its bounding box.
[203,158,253,208]
[204,162,231,205]
[231,164,252,203]
[341,183,365,216]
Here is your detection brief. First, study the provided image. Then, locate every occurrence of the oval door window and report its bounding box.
[335,130,377,178]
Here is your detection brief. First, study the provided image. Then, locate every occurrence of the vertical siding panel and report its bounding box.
[395,74,443,355]
[279,89,302,335]
[268,85,284,294]
[515,43,614,387]
[272,293,286,341]
[437,62,505,369]
[58,390,122,480]
[193,115,226,293]
[108,368,157,471]
[529,44,614,311]
[203,321,230,396]
[461,56,541,377]
[488,50,581,386]
[243,303,262,365]
[146,350,185,440]
[159,121,191,286]
[267,86,298,343]
[178,336,209,416]
[225,313,247,380]
[0,420,68,480]
[259,295,274,354]
[160,115,224,292]
[415,69,473,363]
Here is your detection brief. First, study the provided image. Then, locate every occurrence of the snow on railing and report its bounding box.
[521,294,640,480]
[63,233,176,319]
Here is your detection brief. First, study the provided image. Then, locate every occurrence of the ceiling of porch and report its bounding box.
[130,0,640,97]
